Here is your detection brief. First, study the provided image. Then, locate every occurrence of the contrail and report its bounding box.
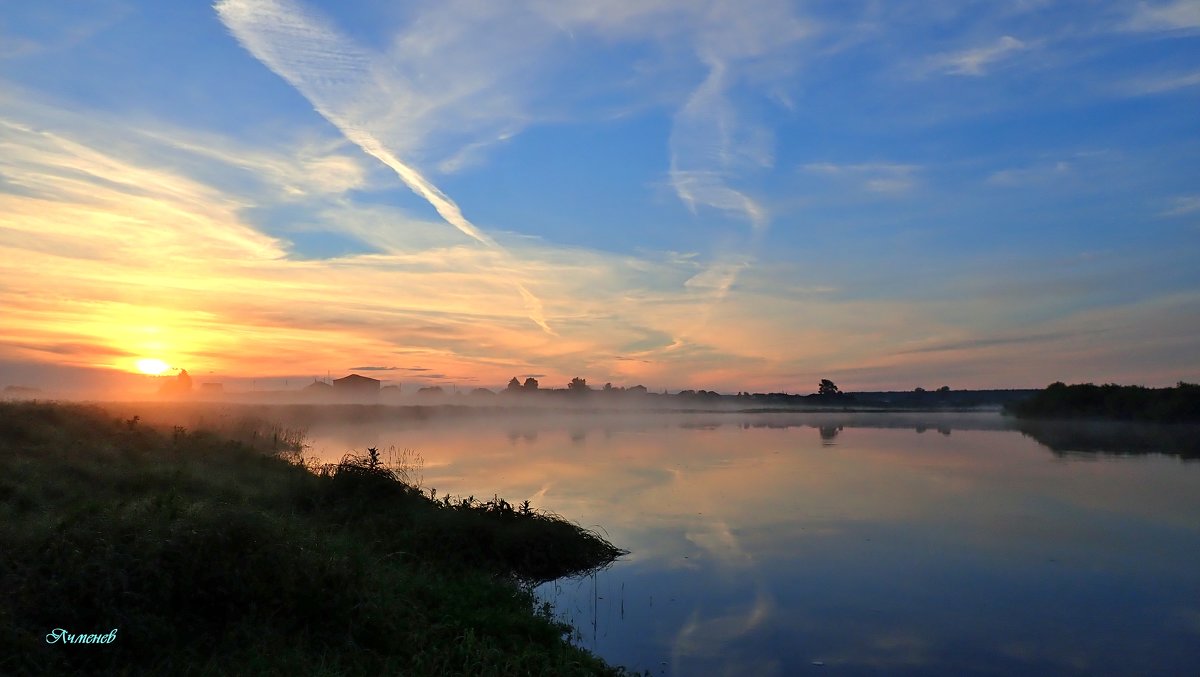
[214,0,553,334]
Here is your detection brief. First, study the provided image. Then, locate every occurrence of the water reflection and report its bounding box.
[1016,420,1200,460]
[818,425,842,445]
[506,429,538,445]
[295,410,1200,675]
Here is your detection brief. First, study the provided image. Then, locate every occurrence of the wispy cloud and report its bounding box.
[1114,69,1200,97]
[1125,1,1200,32]
[0,100,790,390]
[925,36,1027,76]
[0,117,283,261]
[896,330,1091,355]
[668,59,770,230]
[4,112,1196,393]
[213,1,813,341]
[1162,195,1200,217]
[804,162,921,195]
[985,160,1071,186]
[3,0,1198,394]
[665,1,808,231]
[215,0,555,334]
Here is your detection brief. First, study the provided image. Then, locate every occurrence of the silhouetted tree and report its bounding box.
[567,377,590,392]
[818,379,840,396]
[938,385,951,393]
[1006,381,1200,422]
[603,382,613,391]
[522,377,539,390]
[914,387,926,393]
[506,377,522,391]
[158,369,193,397]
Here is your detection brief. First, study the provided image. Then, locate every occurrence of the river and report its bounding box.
[301,409,1200,676]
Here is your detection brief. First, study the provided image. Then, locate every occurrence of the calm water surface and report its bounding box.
[302,411,1200,676]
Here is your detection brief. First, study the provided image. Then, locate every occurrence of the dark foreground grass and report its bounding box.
[0,401,630,676]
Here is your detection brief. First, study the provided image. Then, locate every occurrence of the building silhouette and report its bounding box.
[332,374,380,398]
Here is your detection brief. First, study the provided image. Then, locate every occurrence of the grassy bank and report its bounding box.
[0,401,629,676]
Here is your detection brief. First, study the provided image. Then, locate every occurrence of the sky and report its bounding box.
[1,0,1198,395]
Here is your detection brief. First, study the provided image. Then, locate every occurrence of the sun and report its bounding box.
[136,358,171,375]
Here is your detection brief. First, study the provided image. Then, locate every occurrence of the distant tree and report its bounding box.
[628,385,647,394]
[1006,381,1200,423]
[568,377,590,392]
[417,386,444,396]
[818,379,841,396]
[506,377,522,391]
[938,385,951,393]
[914,387,926,393]
[603,382,613,391]
[159,369,193,397]
[522,377,539,390]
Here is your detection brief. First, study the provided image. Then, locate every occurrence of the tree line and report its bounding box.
[1005,381,1200,422]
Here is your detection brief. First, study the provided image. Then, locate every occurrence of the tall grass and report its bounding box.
[0,401,632,676]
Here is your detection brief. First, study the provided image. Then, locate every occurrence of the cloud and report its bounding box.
[1162,195,1200,217]
[803,162,921,195]
[1112,69,1200,97]
[925,36,1026,76]
[665,1,809,231]
[0,97,789,390]
[215,0,555,334]
[668,59,770,230]
[1125,1,1200,32]
[4,2,1198,394]
[214,0,816,344]
[0,117,284,261]
[895,330,1093,355]
[145,131,372,200]
[985,160,1071,186]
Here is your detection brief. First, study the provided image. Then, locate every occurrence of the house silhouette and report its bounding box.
[332,374,380,397]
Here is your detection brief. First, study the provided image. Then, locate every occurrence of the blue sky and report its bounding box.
[0,0,1197,393]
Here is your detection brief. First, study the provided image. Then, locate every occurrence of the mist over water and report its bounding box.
[289,409,1200,676]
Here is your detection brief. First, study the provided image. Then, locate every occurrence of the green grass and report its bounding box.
[0,401,631,676]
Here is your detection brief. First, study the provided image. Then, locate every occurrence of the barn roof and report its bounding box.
[333,374,381,385]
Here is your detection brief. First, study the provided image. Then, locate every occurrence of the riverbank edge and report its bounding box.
[0,401,634,676]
